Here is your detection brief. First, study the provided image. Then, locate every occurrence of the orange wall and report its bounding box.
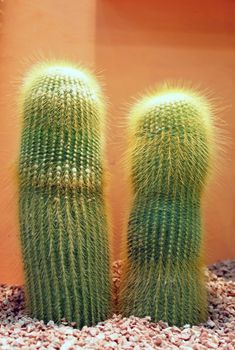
[0,0,235,285]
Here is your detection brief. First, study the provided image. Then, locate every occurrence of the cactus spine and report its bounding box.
[18,62,111,327]
[120,86,215,325]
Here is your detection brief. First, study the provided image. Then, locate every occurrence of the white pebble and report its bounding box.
[60,339,76,350]
[109,333,119,340]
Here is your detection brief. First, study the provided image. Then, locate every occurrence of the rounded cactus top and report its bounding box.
[19,62,106,192]
[20,61,105,130]
[128,86,216,195]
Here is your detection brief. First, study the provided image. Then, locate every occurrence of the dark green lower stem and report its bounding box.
[121,192,207,325]
[120,259,207,325]
[19,186,111,327]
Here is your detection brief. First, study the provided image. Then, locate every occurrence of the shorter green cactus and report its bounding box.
[120,85,216,326]
[18,62,111,327]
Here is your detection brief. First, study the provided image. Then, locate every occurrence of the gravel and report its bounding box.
[0,260,234,349]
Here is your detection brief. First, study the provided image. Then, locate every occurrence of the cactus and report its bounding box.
[18,62,111,327]
[120,86,216,326]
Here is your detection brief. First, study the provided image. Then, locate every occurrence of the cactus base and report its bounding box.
[120,259,207,326]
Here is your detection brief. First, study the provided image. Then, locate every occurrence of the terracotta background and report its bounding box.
[0,0,234,285]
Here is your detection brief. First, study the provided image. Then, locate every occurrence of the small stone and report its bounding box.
[104,341,118,348]
[180,329,191,340]
[154,336,162,345]
[207,319,216,328]
[89,327,97,336]
[96,332,105,340]
[109,333,119,341]
[134,346,141,350]
[158,320,168,329]
[60,339,76,350]
[206,340,219,349]
[18,319,25,326]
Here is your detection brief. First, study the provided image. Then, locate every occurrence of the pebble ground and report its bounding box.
[0,260,234,349]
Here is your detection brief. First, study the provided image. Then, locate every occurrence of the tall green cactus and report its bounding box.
[120,86,215,326]
[18,62,111,327]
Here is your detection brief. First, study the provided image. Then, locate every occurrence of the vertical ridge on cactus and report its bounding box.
[120,85,216,326]
[18,62,111,328]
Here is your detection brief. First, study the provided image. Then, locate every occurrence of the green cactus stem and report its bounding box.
[18,62,111,328]
[120,86,216,326]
